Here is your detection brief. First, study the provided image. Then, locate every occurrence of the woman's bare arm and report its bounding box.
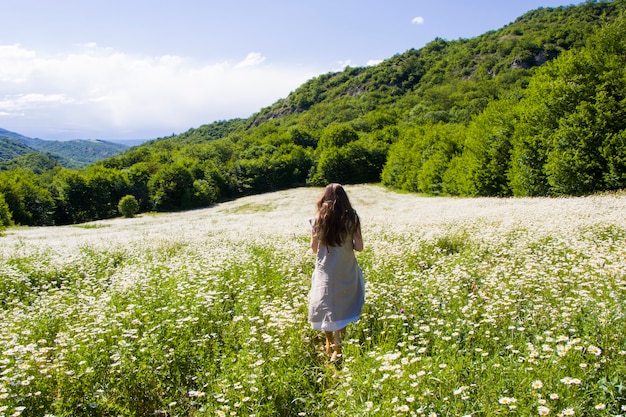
[311,229,319,254]
[352,224,364,252]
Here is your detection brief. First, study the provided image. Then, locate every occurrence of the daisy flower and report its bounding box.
[499,397,517,405]
[587,345,602,356]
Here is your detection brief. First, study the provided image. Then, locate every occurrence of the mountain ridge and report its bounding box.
[0,128,129,169]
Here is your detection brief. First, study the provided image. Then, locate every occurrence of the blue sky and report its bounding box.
[0,0,575,141]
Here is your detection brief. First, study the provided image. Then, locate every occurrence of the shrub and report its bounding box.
[118,195,139,218]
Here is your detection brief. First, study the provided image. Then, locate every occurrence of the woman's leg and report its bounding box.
[330,327,345,361]
[324,331,333,355]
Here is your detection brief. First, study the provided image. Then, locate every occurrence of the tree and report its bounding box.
[309,124,361,185]
[381,132,419,191]
[0,170,55,226]
[84,165,130,219]
[192,179,219,206]
[318,124,359,149]
[126,162,157,211]
[381,124,464,194]
[343,140,388,184]
[236,143,312,192]
[0,193,12,230]
[603,130,626,189]
[52,169,91,224]
[417,124,465,195]
[450,97,517,196]
[310,147,352,185]
[149,161,195,211]
[288,127,317,149]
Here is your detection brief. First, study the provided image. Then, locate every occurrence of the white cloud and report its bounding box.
[0,44,315,140]
[0,44,37,83]
[366,59,383,66]
[234,52,266,69]
[412,16,425,24]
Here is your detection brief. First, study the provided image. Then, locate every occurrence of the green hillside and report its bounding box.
[0,152,67,174]
[0,134,84,171]
[33,138,128,167]
[1,0,625,227]
[0,128,128,169]
[0,136,36,160]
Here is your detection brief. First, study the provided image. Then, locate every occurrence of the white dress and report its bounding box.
[308,232,365,331]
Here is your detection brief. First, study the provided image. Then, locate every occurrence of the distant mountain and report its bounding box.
[0,128,128,169]
[0,128,33,141]
[30,137,129,166]
[0,136,35,160]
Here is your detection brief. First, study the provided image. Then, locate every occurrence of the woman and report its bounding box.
[308,183,364,361]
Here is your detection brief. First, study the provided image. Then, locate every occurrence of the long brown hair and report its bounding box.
[313,183,360,247]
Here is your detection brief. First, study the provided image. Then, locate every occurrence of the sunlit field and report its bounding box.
[1,185,625,417]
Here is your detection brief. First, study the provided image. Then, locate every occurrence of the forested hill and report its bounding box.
[1,0,625,227]
[251,1,611,125]
[0,128,128,170]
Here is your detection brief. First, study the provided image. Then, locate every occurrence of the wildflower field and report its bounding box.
[1,185,625,417]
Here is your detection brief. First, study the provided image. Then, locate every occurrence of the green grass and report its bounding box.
[72,224,111,229]
[226,202,276,214]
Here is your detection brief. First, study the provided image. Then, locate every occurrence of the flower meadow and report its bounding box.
[0,185,625,417]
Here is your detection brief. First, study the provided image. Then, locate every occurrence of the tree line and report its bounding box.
[1,1,624,229]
